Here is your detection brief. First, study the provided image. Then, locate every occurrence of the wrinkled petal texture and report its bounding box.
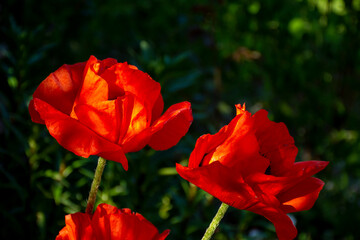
[176,104,328,240]
[56,203,169,240]
[29,56,193,170]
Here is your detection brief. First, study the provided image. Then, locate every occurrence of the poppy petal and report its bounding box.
[56,213,94,240]
[74,100,119,143]
[285,160,329,177]
[29,99,43,124]
[149,101,193,151]
[151,94,164,124]
[101,63,161,119]
[29,62,85,119]
[253,110,298,175]
[92,204,120,240]
[188,111,269,175]
[278,177,325,213]
[246,161,328,196]
[93,205,169,240]
[188,115,240,168]
[176,162,258,210]
[74,56,109,106]
[248,203,297,240]
[33,98,128,170]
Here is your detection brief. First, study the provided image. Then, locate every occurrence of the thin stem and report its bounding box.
[85,157,107,214]
[201,202,230,240]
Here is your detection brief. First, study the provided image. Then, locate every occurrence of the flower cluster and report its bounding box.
[29,57,327,240]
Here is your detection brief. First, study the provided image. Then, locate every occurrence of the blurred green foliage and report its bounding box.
[1,0,360,239]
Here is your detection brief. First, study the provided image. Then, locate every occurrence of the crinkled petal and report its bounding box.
[246,161,328,196]
[92,204,169,240]
[116,93,135,145]
[188,110,269,175]
[278,177,325,213]
[123,97,148,143]
[201,112,253,166]
[148,101,193,151]
[248,203,297,240]
[33,98,128,170]
[92,204,121,240]
[176,162,258,209]
[121,101,192,153]
[29,62,85,123]
[101,62,161,122]
[188,120,235,168]
[285,160,329,177]
[56,213,94,240]
[74,100,119,143]
[253,110,298,175]
[73,56,109,107]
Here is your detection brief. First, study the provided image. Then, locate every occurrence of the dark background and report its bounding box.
[1,0,359,239]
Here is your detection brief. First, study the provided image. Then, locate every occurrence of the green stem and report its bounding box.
[201,202,230,240]
[85,157,107,214]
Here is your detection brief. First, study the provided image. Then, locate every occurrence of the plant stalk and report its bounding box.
[201,202,230,240]
[85,157,107,214]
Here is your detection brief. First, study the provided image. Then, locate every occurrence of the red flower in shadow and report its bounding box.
[29,56,193,170]
[56,203,169,240]
[176,104,328,240]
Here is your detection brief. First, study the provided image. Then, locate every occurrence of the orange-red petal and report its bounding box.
[247,202,297,240]
[246,161,328,197]
[151,94,164,124]
[101,62,161,120]
[29,62,85,122]
[278,177,325,213]
[56,213,94,240]
[33,98,128,170]
[91,204,170,240]
[74,56,109,106]
[149,101,193,151]
[74,101,119,143]
[176,162,258,209]
[252,110,298,176]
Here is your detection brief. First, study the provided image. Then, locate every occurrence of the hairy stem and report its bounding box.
[85,157,106,214]
[201,202,230,240]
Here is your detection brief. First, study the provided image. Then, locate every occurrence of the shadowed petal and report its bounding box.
[74,100,119,143]
[73,56,109,106]
[148,101,193,151]
[176,162,258,210]
[246,161,328,197]
[188,111,269,175]
[56,213,94,240]
[29,99,43,124]
[253,110,298,175]
[101,63,161,121]
[33,98,128,170]
[92,204,170,240]
[248,203,297,240]
[278,177,325,213]
[285,160,329,177]
[29,62,86,123]
[151,94,164,124]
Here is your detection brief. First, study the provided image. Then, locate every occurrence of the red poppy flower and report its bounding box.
[29,56,193,170]
[56,203,169,240]
[176,104,328,240]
